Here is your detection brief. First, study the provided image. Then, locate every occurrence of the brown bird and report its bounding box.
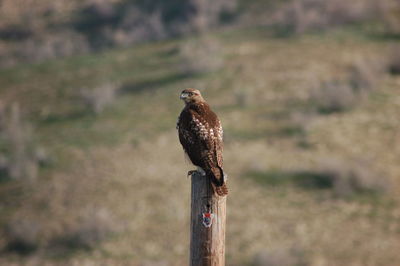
[177,88,228,196]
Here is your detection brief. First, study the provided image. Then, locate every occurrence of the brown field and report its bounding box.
[0,12,399,266]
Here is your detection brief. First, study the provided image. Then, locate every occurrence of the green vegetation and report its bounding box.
[0,1,400,265]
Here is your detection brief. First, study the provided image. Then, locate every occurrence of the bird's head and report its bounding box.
[180,88,204,104]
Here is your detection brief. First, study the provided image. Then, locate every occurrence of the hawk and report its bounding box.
[177,88,228,196]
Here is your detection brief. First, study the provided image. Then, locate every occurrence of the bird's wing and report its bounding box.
[178,107,227,195]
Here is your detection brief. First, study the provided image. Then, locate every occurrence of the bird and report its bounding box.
[177,88,228,196]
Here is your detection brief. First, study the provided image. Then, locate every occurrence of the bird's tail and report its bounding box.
[214,182,228,196]
[207,166,228,196]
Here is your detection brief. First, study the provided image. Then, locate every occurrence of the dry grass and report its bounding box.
[0,31,399,266]
[59,207,119,250]
[252,246,308,266]
[79,83,118,115]
[2,119,398,265]
[179,36,224,75]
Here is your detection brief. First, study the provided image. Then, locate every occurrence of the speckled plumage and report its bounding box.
[177,89,228,196]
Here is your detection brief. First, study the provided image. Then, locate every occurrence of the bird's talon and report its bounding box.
[187,170,197,177]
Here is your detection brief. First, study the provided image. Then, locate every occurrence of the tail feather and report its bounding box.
[207,166,228,196]
[214,182,228,196]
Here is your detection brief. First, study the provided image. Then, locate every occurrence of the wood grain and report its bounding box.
[190,171,226,266]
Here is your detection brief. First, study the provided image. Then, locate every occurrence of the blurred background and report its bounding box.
[0,0,399,265]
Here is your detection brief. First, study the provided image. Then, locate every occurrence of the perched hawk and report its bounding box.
[177,88,228,196]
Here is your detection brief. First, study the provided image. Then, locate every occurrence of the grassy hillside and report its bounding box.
[2,0,399,67]
[0,26,399,265]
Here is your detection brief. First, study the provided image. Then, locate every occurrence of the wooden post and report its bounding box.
[190,171,226,266]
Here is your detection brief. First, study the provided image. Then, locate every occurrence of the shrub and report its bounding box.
[248,158,390,198]
[80,84,118,115]
[349,58,383,94]
[234,89,252,107]
[376,0,400,36]
[0,103,41,181]
[132,0,238,34]
[74,0,238,48]
[315,158,390,198]
[112,7,166,47]
[387,46,400,75]
[60,208,117,250]
[17,30,90,63]
[179,0,238,33]
[274,0,374,35]
[309,80,356,114]
[0,0,238,66]
[308,57,385,114]
[0,154,8,179]
[179,37,223,75]
[4,218,41,254]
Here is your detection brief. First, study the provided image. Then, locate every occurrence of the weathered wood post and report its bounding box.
[190,171,226,266]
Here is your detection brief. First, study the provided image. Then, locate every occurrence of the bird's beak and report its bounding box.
[180,92,188,100]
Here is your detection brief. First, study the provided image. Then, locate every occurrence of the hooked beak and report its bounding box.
[180,92,188,100]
